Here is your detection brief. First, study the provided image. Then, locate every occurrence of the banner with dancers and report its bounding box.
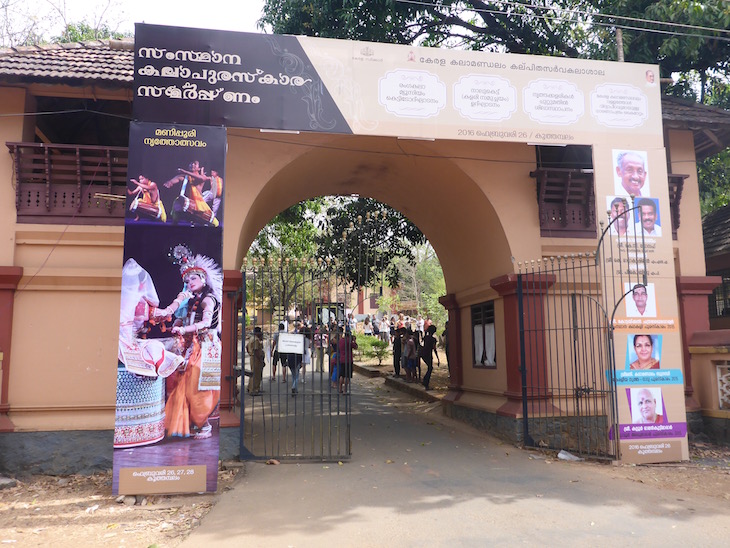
[113,122,226,495]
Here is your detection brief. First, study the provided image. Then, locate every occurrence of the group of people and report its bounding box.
[246,321,359,396]
[244,311,449,396]
[351,312,448,390]
[128,160,223,227]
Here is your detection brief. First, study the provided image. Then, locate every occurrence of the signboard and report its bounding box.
[277,333,305,355]
[133,23,663,147]
[597,145,689,463]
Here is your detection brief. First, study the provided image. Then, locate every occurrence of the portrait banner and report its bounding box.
[113,121,226,495]
[593,142,689,464]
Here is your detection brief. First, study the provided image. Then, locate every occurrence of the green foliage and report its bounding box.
[316,197,426,289]
[53,21,127,43]
[246,199,326,320]
[392,245,447,329]
[377,292,401,317]
[357,334,390,366]
[699,148,730,216]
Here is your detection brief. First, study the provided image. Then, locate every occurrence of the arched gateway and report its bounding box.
[2,22,717,492]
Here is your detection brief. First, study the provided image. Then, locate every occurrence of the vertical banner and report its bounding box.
[113,121,227,495]
[596,144,689,463]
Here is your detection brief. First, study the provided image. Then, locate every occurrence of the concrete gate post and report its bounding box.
[676,276,721,411]
[0,266,23,432]
[491,273,555,418]
[220,269,243,427]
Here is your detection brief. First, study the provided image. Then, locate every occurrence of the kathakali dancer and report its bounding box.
[128,175,167,222]
[164,161,220,227]
[149,245,222,440]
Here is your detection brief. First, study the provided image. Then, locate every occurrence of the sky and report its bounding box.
[27,0,267,39]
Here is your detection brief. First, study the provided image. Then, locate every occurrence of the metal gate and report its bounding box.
[518,208,650,459]
[237,260,352,462]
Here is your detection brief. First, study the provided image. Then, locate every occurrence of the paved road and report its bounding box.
[183,376,730,547]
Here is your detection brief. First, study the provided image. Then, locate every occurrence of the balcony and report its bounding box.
[7,142,128,225]
[531,168,596,239]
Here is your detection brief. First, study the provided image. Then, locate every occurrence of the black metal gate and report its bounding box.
[237,260,352,461]
[518,207,650,459]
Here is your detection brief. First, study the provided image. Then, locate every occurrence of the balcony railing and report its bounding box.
[531,168,596,238]
[7,142,128,225]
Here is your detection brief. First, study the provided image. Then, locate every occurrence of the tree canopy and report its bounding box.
[261,1,730,214]
[261,1,730,82]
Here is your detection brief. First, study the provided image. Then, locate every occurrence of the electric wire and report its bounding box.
[394,0,730,42]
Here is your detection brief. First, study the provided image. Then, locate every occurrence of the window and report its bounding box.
[472,301,496,367]
[531,145,596,239]
[709,274,730,319]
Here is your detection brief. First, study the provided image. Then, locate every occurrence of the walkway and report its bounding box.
[183,374,730,547]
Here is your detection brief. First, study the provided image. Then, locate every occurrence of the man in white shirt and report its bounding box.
[636,198,662,237]
[615,151,648,196]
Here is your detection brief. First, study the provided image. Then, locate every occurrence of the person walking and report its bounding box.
[421,325,440,390]
[246,327,265,396]
[337,328,358,393]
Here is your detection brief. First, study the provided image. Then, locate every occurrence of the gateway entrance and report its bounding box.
[238,262,352,461]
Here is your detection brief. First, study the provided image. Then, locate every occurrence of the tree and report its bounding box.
[315,197,426,290]
[246,199,326,322]
[1,0,129,47]
[261,2,730,214]
[53,21,127,43]
[592,1,730,100]
[392,244,447,328]
[1,0,50,46]
[261,0,591,56]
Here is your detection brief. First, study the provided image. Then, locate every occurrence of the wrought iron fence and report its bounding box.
[238,260,352,461]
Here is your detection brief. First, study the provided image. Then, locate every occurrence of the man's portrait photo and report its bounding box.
[630,387,666,424]
[624,283,657,318]
[635,197,662,237]
[607,196,635,237]
[613,149,650,197]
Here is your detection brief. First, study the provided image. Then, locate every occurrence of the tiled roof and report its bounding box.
[703,204,730,260]
[0,40,133,85]
[660,96,730,161]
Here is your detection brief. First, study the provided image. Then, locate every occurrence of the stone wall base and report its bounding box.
[443,401,523,444]
[443,401,611,452]
[700,415,730,446]
[0,427,241,476]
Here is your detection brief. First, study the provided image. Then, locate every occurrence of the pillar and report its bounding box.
[676,276,721,411]
[0,266,23,432]
[491,273,555,418]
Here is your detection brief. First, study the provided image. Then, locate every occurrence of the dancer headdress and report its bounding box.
[169,244,222,298]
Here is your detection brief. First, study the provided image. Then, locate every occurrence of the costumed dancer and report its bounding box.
[128,175,167,222]
[164,161,219,227]
[149,245,222,440]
